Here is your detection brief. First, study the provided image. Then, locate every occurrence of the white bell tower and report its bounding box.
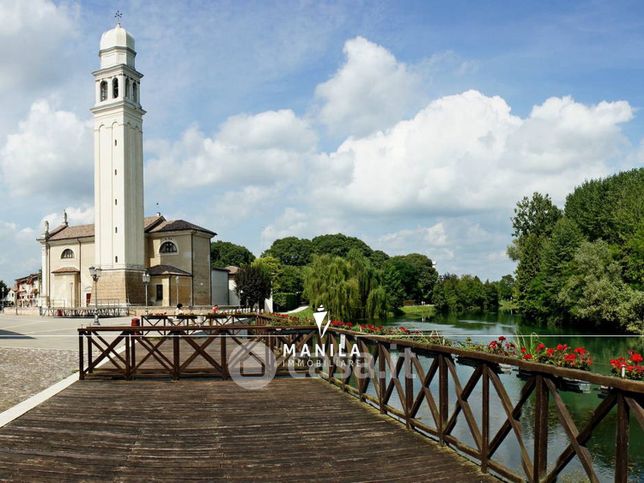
[90,21,146,302]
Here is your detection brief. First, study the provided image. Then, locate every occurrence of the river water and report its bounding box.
[373,311,644,482]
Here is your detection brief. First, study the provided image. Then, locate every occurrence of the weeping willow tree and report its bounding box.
[303,249,388,321]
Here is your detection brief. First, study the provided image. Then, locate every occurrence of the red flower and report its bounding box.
[556,344,567,351]
[498,336,506,342]
[574,347,587,355]
[520,347,527,353]
[523,353,533,360]
[564,354,577,363]
[488,341,498,348]
[536,343,545,352]
[546,348,555,357]
[631,353,643,364]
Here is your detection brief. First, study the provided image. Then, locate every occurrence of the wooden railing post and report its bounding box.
[378,343,386,414]
[220,330,228,379]
[130,331,136,378]
[78,330,85,380]
[481,364,489,473]
[172,329,180,380]
[87,330,93,373]
[125,332,131,380]
[439,354,448,445]
[404,348,413,429]
[615,392,630,483]
[533,375,549,482]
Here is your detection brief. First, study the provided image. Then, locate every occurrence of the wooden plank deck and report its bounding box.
[0,378,496,482]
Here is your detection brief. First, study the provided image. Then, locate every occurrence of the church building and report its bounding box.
[38,23,215,308]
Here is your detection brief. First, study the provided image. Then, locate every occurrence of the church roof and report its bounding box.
[47,223,94,241]
[52,267,80,274]
[45,215,214,241]
[147,219,216,236]
[148,264,191,277]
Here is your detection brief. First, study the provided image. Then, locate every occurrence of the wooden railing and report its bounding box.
[78,322,644,483]
[139,312,256,328]
[320,329,644,483]
[77,324,316,380]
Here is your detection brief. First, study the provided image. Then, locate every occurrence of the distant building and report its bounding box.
[226,266,241,306]
[37,23,215,308]
[14,273,40,307]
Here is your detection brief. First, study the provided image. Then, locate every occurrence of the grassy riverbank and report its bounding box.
[284,304,437,322]
[399,304,436,318]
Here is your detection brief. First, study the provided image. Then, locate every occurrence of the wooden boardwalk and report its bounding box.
[0,378,495,482]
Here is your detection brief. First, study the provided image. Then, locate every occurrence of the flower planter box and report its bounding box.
[517,368,536,380]
[517,369,591,392]
[558,377,592,393]
[598,385,611,399]
[456,356,513,374]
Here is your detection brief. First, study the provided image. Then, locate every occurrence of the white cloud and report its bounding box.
[314,36,422,137]
[0,220,40,281]
[0,0,76,91]
[314,90,632,216]
[213,186,275,220]
[379,223,448,251]
[42,205,94,229]
[146,109,317,189]
[0,100,92,199]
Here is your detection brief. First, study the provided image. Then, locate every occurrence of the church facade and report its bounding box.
[38,24,215,308]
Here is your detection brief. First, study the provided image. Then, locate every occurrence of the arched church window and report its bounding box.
[100,81,108,101]
[159,241,178,254]
[61,249,74,259]
[133,82,138,103]
[125,78,130,99]
[112,78,119,98]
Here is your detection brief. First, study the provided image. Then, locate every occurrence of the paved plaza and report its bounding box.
[0,313,129,412]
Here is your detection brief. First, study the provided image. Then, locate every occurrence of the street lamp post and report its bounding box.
[142,271,150,311]
[89,266,102,326]
[175,275,179,306]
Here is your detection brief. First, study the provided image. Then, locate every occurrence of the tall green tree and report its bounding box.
[508,192,562,316]
[496,274,514,301]
[0,280,8,305]
[235,265,271,309]
[558,240,642,332]
[385,253,437,303]
[211,241,255,268]
[311,233,373,258]
[533,217,584,317]
[512,192,562,239]
[303,251,388,320]
[263,237,313,266]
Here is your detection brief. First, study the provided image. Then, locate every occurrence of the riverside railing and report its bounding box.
[78,320,644,483]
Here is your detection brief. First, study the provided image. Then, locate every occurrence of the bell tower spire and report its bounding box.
[90,21,146,303]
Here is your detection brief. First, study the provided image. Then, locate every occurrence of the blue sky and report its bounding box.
[0,0,643,283]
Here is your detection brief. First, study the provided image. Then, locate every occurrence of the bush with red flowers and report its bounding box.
[330,320,354,330]
[486,336,518,357]
[610,351,644,380]
[527,343,593,370]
